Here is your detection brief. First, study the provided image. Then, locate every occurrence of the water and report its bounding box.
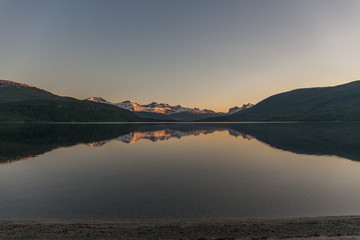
[1,123,360,220]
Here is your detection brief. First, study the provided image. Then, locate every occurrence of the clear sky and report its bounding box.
[1,0,360,112]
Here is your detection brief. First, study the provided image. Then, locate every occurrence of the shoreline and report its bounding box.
[1,216,360,239]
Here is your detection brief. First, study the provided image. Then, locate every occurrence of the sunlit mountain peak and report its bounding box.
[0,80,34,88]
[85,97,253,121]
[85,96,112,104]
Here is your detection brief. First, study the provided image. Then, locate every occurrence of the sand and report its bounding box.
[1,216,360,239]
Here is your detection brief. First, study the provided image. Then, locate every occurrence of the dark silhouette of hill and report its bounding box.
[204,81,360,121]
[0,80,142,122]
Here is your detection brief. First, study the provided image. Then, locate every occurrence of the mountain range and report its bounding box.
[86,97,253,121]
[1,79,360,122]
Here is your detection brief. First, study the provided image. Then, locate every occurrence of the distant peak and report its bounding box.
[0,80,34,88]
[228,103,254,114]
[85,96,112,104]
[115,100,222,116]
[117,100,139,105]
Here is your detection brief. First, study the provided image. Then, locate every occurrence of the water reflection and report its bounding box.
[115,126,253,144]
[1,123,360,220]
[0,123,138,164]
[1,123,360,164]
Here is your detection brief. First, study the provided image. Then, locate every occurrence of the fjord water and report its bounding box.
[1,123,360,220]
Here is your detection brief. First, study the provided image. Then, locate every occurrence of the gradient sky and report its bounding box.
[1,0,360,111]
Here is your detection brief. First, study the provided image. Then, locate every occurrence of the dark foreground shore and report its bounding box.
[1,216,360,240]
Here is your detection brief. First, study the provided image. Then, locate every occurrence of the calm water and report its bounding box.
[1,123,360,220]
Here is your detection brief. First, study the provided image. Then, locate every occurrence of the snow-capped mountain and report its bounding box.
[0,80,34,88]
[115,100,142,111]
[85,96,112,104]
[116,100,216,115]
[85,97,253,121]
[228,103,254,115]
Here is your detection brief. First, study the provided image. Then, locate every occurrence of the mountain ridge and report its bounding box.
[0,80,142,122]
[85,98,253,121]
[2,79,360,122]
[0,80,34,88]
[201,80,360,122]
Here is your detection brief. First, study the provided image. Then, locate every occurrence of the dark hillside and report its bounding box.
[203,81,360,121]
[0,80,142,122]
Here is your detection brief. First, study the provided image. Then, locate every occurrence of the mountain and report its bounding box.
[85,96,112,104]
[85,98,225,121]
[116,101,225,121]
[0,80,142,122]
[203,81,360,121]
[0,80,60,103]
[87,99,252,121]
[228,103,254,114]
[116,101,220,115]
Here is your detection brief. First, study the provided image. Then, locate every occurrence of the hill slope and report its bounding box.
[0,80,142,122]
[203,81,360,121]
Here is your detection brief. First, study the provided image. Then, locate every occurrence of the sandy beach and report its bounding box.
[1,216,360,240]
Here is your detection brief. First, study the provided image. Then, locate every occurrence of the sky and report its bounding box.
[0,0,360,112]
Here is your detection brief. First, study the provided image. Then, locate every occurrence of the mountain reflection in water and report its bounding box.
[1,123,360,164]
[97,127,253,145]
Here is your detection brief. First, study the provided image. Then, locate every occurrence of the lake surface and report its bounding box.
[1,123,360,220]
